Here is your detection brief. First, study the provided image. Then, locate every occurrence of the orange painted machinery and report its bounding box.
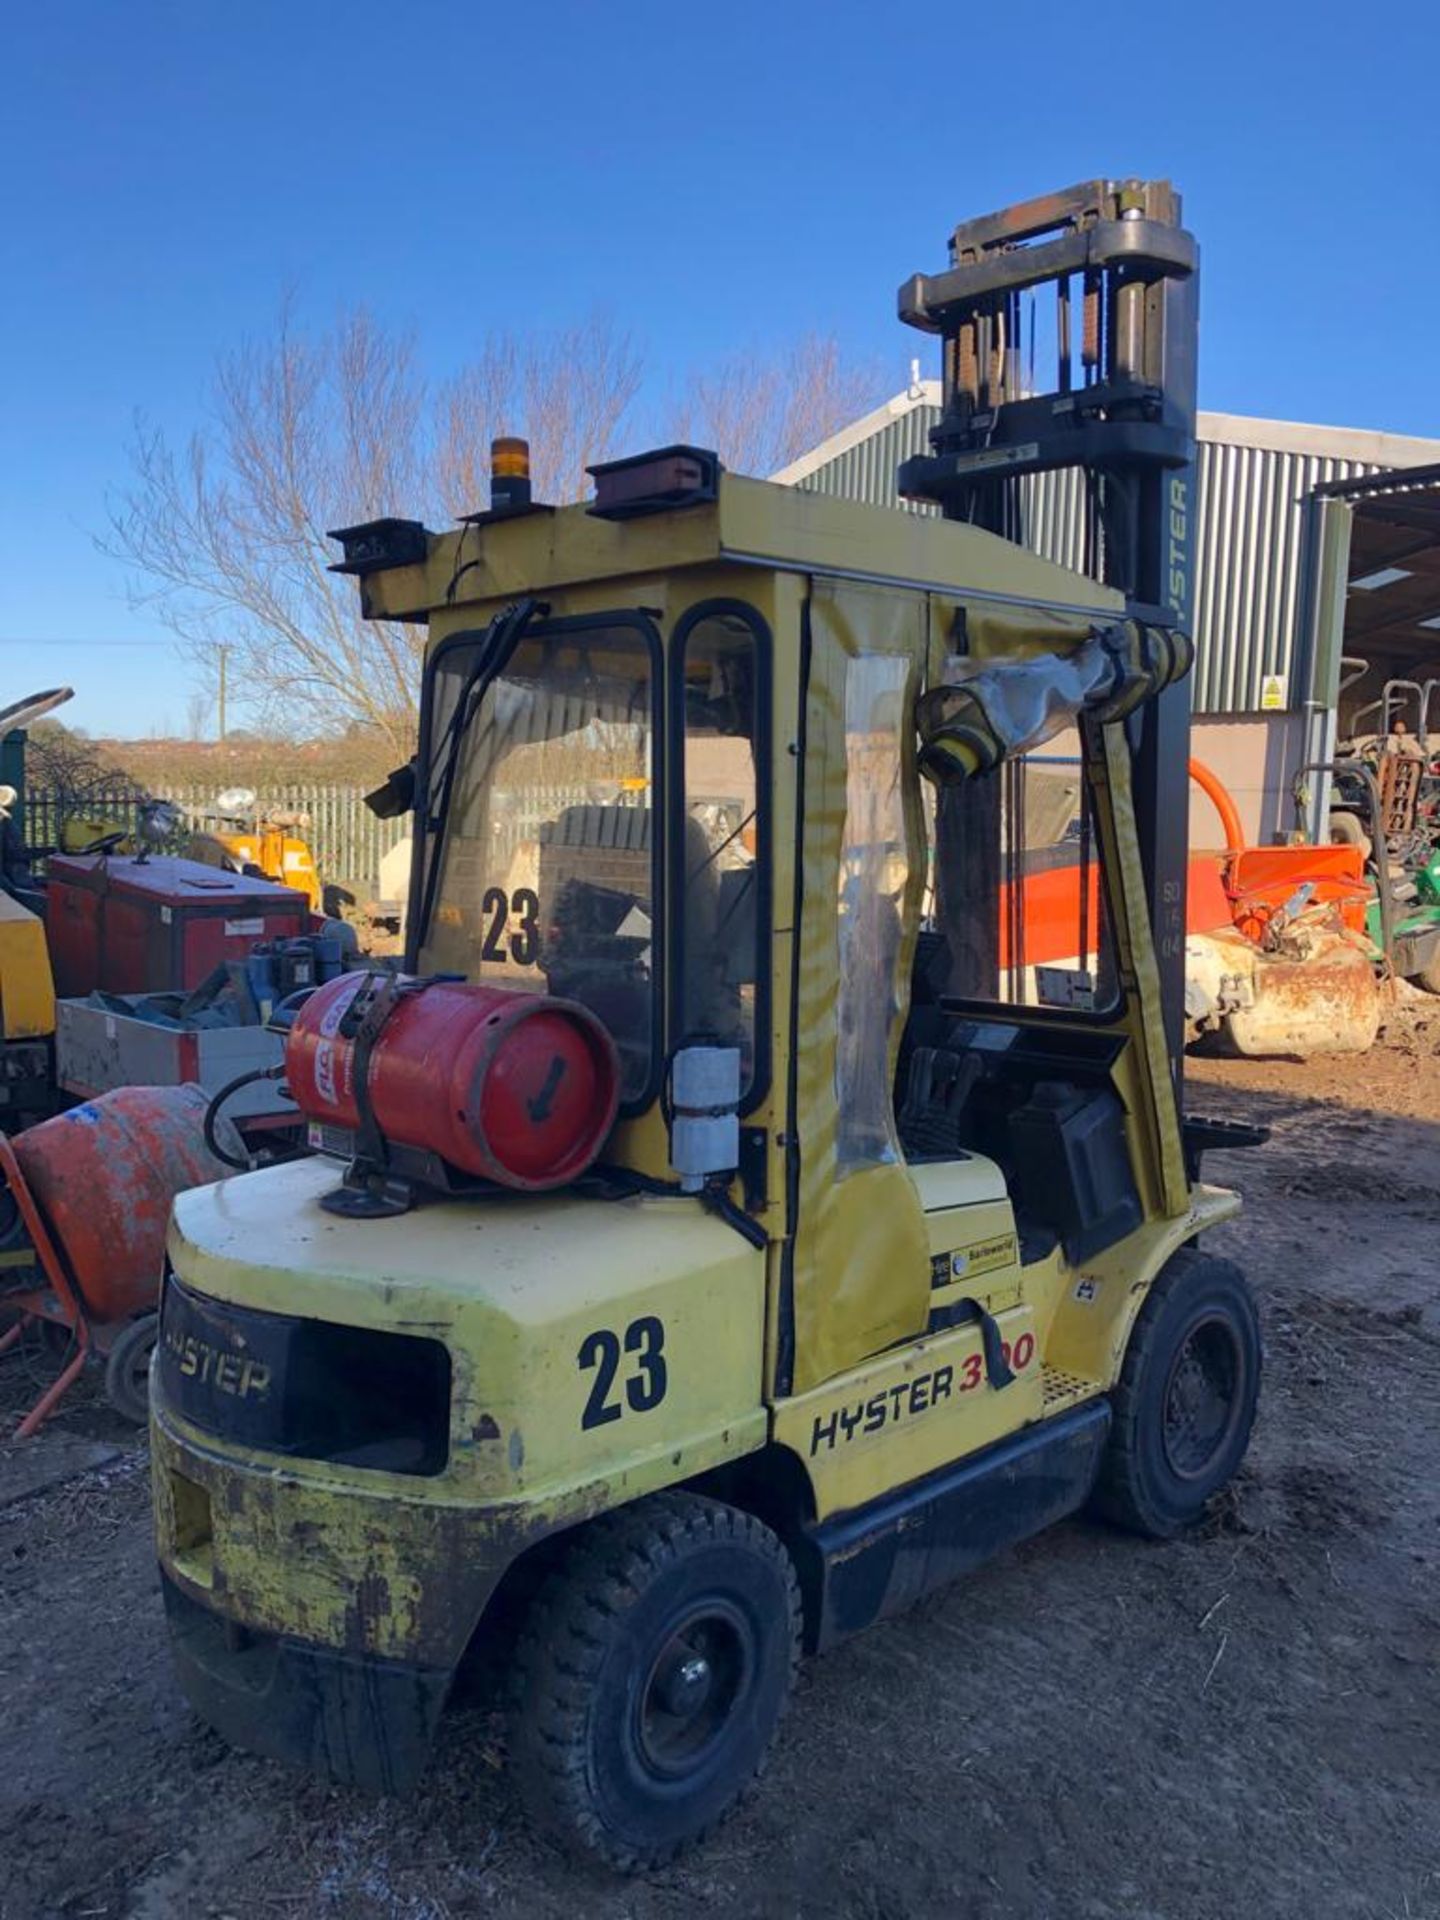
[1186,757,1369,942]
[995,762,1364,955]
[996,759,1380,1056]
[0,1083,237,1434]
[1183,758,1380,1056]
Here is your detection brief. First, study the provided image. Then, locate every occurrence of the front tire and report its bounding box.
[103,1312,158,1424]
[1092,1248,1261,1538]
[512,1493,800,1872]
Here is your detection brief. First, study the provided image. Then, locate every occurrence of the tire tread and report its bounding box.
[1092,1246,1258,1538]
[512,1492,801,1872]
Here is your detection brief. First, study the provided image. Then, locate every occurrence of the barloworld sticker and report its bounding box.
[930,1235,1018,1289]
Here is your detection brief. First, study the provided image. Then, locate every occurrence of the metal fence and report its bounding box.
[22,784,412,899]
[21,780,612,899]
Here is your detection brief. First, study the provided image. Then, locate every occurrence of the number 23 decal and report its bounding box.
[578,1317,668,1429]
[482,886,539,966]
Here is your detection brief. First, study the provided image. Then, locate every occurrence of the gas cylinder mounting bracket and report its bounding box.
[323,971,425,1219]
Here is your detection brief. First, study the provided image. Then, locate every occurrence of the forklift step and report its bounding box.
[1040,1363,1104,1409]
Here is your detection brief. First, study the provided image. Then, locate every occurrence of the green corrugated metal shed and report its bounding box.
[774,386,1440,715]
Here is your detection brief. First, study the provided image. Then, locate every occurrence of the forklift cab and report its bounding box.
[153,184,1261,1874]
[370,462,1203,1421]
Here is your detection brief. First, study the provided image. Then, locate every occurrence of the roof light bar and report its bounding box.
[587,445,720,522]
[327,518,430,577]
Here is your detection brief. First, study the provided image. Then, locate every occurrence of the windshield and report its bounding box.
[416,616,659,1104]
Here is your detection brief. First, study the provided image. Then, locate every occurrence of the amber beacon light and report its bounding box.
[490,436,532,514]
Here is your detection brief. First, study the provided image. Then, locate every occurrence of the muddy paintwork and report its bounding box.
[155,1156,768,1656]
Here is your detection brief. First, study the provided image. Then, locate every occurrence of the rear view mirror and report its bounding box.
[365,761,416,820]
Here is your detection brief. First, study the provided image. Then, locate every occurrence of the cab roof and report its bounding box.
[339,469,1124,636]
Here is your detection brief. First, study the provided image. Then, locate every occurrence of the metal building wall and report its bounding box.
[794,406,941,517]
[1187,436,1382,712]
[792,408,1391,715]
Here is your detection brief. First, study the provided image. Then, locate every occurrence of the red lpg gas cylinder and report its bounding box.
[285,976,621,1190]
[9,1084,236,1323]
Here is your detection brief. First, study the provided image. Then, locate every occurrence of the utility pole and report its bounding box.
[217,644,228,743]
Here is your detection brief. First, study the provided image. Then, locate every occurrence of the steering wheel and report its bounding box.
[77,830,128,857]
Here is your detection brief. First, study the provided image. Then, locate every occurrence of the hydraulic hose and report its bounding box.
[203,1065,287,1173]
[701,1178,768,1251]
[584,1163,767,1249]
[1188,756,1245,857]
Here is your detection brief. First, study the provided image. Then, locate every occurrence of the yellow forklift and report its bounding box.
[152,182,1264,1870]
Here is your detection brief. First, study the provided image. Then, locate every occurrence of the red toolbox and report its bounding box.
[46,855,310,996]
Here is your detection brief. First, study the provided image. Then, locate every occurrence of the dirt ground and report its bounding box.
[3,1006,1439,1920]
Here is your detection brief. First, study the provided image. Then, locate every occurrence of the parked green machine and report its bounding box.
[1301,748,1440,995]
[1374,850,1440,995]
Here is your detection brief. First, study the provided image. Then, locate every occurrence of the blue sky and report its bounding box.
[2,0,1437,737]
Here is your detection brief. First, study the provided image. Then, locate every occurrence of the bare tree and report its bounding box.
[185,687,212,742]
[104,307,643,757]
[105,305,429,755]
[105,307,877,751]
[670,333,884,476]
[435,321,644,512]
[26,722,145,823]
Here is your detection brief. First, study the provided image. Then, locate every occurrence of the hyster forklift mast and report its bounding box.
[151,183,1263,1877]
[898,180,1198,1074]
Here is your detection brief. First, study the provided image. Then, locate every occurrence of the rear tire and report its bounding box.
[103,1312,158,1424]
[1092,1248,1261,1539]
[0,1184,27,1253]
[511,1493,800,1872]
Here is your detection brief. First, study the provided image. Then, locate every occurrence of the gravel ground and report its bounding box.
[2,1007,1438,1920]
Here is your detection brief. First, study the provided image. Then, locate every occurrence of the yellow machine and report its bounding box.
[184,787,324,912]
[0,688,79,1116]
[152,183,1263,1870]
[0,891,54,1045]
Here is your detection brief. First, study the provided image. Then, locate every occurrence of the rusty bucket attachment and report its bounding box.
[1185,925,1383,1059]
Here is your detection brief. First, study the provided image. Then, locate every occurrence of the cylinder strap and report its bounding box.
[338,973,428,1183]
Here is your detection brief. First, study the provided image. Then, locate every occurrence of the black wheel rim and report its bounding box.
[109,1321,157,1418]
[634,1599,754,1781]
[124,1338,154,1400]
[1161,1313,1244,1480]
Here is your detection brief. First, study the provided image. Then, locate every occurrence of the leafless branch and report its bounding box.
[102,307,879,750]
[669,333,885,476]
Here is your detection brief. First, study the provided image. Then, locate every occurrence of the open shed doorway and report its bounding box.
[1327,469,1440,738]
[1300,465,1440,844]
